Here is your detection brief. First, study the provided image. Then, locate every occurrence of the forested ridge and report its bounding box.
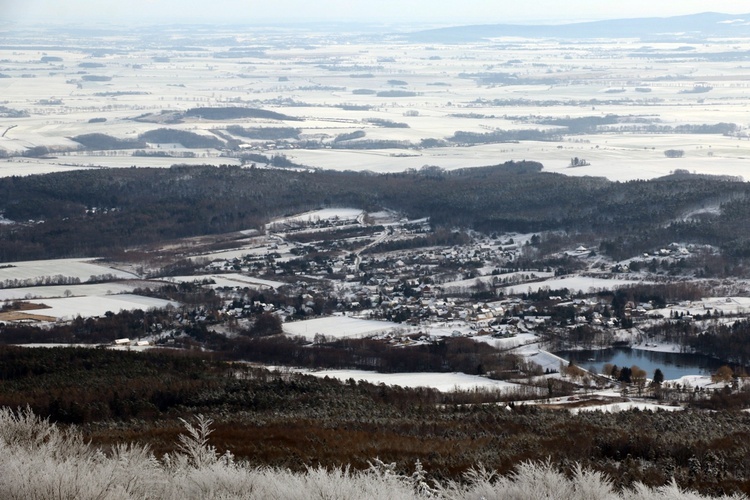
[0,162,749,261]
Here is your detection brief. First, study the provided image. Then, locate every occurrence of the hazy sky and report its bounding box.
[2,0,750,26]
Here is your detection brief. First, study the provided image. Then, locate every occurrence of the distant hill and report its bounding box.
[407,12,750,42]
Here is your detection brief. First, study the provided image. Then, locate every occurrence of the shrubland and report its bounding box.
[3,407,748,499]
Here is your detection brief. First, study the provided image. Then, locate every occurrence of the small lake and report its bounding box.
[555,347,725,381]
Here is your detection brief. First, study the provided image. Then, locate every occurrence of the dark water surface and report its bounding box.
[555,347,724,380]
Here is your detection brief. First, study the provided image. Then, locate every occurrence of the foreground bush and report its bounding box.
[0,407,745,499]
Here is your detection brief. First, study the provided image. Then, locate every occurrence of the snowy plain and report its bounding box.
[25,294,177,321]
[0,258,138,284]
[283,315,400,340]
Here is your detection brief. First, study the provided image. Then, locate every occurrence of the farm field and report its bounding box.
[501,275,652,295]
[0,258,138,287]
[0,281,141,301]
[0,24,748,183]
[166,273,285,290]
[282,315,399,340]
[24,294,176,321]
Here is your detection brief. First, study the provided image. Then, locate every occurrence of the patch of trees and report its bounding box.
[184,107,300,121]
[80,75,112,82]
[335,104,374,111]
[448,129,561,144]
[609,282,705,312]
[0,106,28,118]
[364,118,409,128]
[71,133,146,150]
[0,274,82,289]
[352,89,376,95]
[690,320,750,366]
[225,126,301,140]
[376,90,418,97]
[540,114,622,133]
[139,129,224,149]
[21,146,54,158]
[333,130,366,143]
[664,149,685,158]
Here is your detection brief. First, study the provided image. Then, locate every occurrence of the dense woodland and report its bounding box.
[1,161,750,264]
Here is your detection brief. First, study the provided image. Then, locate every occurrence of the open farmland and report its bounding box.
[0,281,141,301]
[291,368,530,392]
[283,315,399,340]
[0,258,138,288]
[0,23,749,181]
[24,294,177,321]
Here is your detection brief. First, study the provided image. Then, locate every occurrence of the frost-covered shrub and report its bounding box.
[0,407,746,499]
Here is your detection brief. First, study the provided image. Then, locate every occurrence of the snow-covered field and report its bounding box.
[26,294,177,321]
[0,29,746,184]
[515,345,572,374]
[284,135,750,182]
[474,333,539,350]
[651,296,750,317]
[165,273,286,290]
[287,368,526,393]
[502,275,650,295]
[440,271,555,290]
[569,401,683,414]
[0,281,140,300]
[270,208,364,227]
[283,315,399,340]
[0,258,138,285]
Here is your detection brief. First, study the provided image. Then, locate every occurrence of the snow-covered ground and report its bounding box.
[269,208,364,227]
[165,273,286,290]
[0,258,138,285]
[26,294,177,321]
[502,275,650,295]
[0,282,140,301]
[568,401,683,414]
[515,345,571,373]
[631,341,684,353]
[440,271,554,290]
[286,367,526,392]
[651,296,750,317]
[283,315,399,340]
[473,333,539,350]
